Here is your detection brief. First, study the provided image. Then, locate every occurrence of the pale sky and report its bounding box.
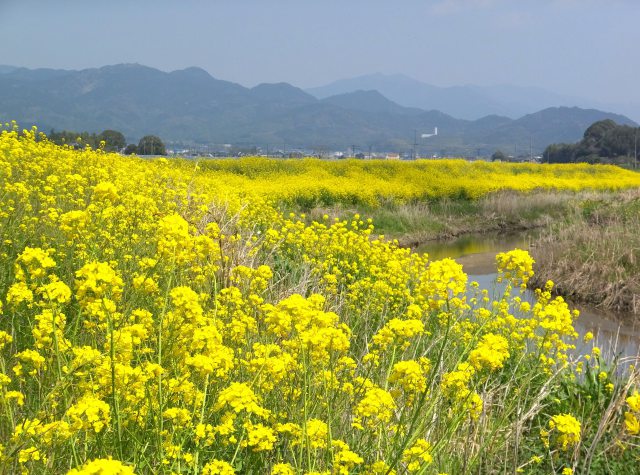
[1,0,639,105]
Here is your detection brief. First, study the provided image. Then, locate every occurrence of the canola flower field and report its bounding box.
[0,127,639,474]
[192,155,640,208]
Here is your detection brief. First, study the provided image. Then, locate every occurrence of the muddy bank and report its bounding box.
[398,220,542,249]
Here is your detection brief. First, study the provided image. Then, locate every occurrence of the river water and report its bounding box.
[415,232,640,363]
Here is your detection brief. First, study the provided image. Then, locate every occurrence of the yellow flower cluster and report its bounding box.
[496,248,534,288]
[67,458,135,475]
[0,127,634,473]
[546,414,582,451]
[468,333,510,371]
[402,439,433,472]
[624,391,640,435]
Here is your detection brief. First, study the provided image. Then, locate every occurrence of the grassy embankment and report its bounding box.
[303,190,598,247]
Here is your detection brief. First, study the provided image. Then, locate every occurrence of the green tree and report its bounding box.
[582,119,617,145]
[137,135,166,155]
[573,120,639,162]
[124,144,138,155]
[544,120,640,164]
[47,130,99,149]
[578,120,617,159]
[491,150,507,161]
[544,143,577,163]
[98,130,126,152]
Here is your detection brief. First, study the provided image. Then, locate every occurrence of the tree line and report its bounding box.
[543,120,639,164]
[47,129,166,155]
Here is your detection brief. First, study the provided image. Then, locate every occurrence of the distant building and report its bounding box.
[386,153,400,160]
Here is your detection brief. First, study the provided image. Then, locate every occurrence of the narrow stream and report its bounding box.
[415,231,640,363]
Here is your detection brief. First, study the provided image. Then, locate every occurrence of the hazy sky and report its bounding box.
[1,0,639,105]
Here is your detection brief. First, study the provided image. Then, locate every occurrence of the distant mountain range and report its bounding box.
[307,73,586,121]
[307,73,640,125]
[0,64,636,155]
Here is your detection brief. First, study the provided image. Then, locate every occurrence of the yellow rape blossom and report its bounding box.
[67,458,135,475]
[548,414,581,450]
[468,333,510,371]
[65,394,111,433]
[402,439,433,471]
[202,460,236,475]
[214,382,269,417]
[355,386,396,426]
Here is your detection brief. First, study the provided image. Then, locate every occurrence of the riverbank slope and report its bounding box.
[529,190,640,314]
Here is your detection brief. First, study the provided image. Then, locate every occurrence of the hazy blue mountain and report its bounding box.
[0,64,635,155]
[483,107,637,153]
[251,82,317,106]
[468,114,514,132]
[321,90,424,116]
[306,73,597,120]
[0,65,17,74]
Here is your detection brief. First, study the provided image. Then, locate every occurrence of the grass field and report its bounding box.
[0,127,639,474]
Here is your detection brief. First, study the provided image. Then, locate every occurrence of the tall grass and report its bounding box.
[531,190,640,314]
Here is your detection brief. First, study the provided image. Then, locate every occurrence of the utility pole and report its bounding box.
[413,130,418,160]
[635,128,638,169]
[529,136,533,162]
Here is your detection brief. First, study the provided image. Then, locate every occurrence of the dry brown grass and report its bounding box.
[479,189,603,217]
[531,190,640,314]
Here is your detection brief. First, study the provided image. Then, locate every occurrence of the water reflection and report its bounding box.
[414,230,540,262]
